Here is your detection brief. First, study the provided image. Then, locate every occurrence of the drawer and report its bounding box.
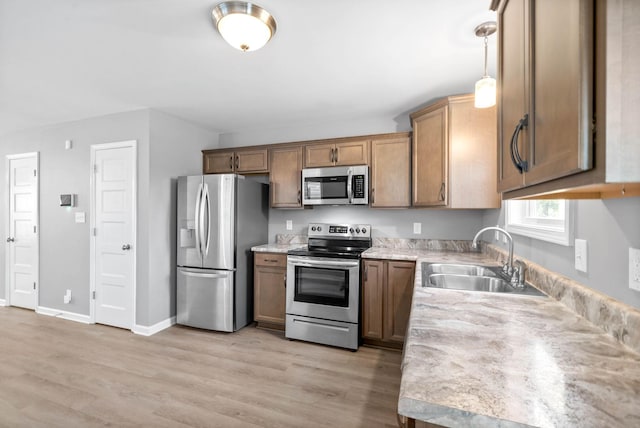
[254,253,287,268]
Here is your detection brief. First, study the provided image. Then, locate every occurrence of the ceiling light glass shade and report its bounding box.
[212,2,277,52]
[474,76,496,108]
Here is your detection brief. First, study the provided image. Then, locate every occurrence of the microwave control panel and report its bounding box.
[353,175,365,198]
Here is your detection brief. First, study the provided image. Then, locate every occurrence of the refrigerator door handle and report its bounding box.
[194,182,203,258]
[179,269,228,279]
[203,182,211,257]
[199,183,208,257]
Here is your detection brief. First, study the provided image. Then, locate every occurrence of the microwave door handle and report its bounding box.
[194,182,203,258]
[347,168,353,204]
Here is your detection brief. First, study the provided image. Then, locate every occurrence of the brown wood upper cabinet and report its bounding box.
[498,0,640,200]
[304,140,369,168]
[411,94,500,209]
[203,148,268,174]
[370,135,411,208]
[270,145,303,208]
[497,0,594,193]
[254,252,287,330]
[361,259,415,348]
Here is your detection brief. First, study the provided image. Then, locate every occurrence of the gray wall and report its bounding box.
[0,110,149,314]
[483,198,640,310]
[269,206,485,242]
[0,109,220,327]
[144,110,219,326]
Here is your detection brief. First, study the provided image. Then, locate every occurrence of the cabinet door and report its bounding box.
[497,0,529,192]
[270,146,303,208]
[370,137,411,208]
[384,261,415,344]
[304,143,335,167]
[204,151,235,174]
[235,148,269,173]
[525,0,593,185]
[254,253,287,327]
[361,260,385,340]
[412,105,448,206]
[334,140,369,166]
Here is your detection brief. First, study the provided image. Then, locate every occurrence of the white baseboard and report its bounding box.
[0,298,6,306]
[132,316,176,336]
[36,306,91,324]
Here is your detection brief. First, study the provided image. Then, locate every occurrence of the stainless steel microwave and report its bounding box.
[301,165,368,205]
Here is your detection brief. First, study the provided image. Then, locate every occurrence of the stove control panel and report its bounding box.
[308,223,371,238]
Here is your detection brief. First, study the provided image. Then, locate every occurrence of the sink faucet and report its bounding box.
[472,226,514,276]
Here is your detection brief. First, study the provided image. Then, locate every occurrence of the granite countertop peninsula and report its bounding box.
[395,245,640,428]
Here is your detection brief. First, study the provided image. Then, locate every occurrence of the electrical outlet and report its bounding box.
[63,289,72,304]
[575,239,588,273]
[413,223,421,234]
[630,248,640,291]
[495,224,500,241]
[286,220,293,231]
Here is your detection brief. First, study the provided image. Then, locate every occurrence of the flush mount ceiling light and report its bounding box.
[212,1,277,52]
[474,21,497,108]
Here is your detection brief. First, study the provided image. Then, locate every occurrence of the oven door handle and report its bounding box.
[288,257,359,269]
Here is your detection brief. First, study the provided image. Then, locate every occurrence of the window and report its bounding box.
[505,199,573,246]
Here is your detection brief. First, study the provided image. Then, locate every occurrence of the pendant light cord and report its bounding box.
[483,35,489,78]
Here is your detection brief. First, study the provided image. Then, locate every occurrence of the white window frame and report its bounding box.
[505,199,574,246]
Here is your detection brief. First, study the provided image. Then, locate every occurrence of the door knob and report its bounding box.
[6,237,14,242]
[122,244,131,250]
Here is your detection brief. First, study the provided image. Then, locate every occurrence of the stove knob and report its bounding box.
[361,227,367,234]
[355,228,361,234]
[349,228,354,233]
[317,226,322,232]
[311,226,317,232]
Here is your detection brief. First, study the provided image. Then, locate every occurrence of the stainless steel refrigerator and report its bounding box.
[176,174,268,332]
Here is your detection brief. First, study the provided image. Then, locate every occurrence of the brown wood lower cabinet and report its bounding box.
[362,259,415,348]
[253,252,287,330]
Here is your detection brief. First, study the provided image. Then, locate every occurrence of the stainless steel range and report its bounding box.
[286,223,372,350]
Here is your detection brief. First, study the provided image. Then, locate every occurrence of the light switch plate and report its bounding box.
[413,223,421,234]
[286,220,293,231]
[630,248,640,291]
[575,239,588,273]
[75,212,86,223]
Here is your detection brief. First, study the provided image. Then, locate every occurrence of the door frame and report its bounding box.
[4,152,40,308]
[89,140,137,329]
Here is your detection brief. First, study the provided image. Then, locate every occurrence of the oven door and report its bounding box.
[286,255,360,324]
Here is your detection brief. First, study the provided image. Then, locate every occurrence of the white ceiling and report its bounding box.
[0,0,497,138]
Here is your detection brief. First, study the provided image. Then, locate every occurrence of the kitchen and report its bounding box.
[1,0,639,427]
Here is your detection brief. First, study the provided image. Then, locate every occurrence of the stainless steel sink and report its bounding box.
[421,262,547,297]
[424,263,498,277]
[428,274,514,293]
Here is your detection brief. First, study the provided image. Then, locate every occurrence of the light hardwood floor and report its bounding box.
[0,307,402,427]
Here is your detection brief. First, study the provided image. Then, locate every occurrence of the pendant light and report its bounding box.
[212,2,277,52]
[474,21,497,108]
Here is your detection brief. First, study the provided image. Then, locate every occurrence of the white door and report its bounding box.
[6,153,39,310]
[91,141,136,329]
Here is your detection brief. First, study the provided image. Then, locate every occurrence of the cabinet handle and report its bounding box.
[284,274,287,287]
[297,190,301,204]
[335,147,339,163]
[229,155,234,170]
[330,148,335,163]
[509,114,529,174]
[264,259,278,263]
[235,155,239,169]
[438,182,446,201]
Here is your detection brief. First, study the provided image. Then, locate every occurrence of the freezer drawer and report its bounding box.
[177,267,234,332]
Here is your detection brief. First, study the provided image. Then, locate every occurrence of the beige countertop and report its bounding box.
[399,253,640,428]
[251,243,305,253]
